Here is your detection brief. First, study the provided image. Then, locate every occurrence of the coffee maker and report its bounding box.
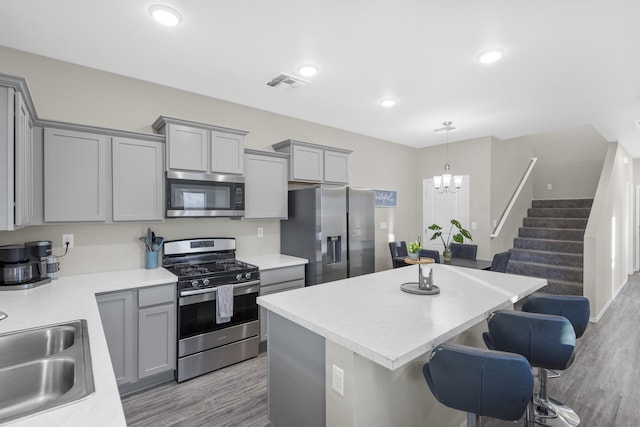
[0,241,53,290]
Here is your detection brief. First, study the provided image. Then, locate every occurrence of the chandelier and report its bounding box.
[433,121,462,193]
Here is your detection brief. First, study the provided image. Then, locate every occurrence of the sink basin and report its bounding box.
[0,325,75,369]
[0,320,94,424]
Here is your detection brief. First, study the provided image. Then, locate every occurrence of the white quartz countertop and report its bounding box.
[257,264,546,370]
[0,268,177,427]
[240,254,308,270]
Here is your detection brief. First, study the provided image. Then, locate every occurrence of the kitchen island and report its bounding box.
[257,264,546,427]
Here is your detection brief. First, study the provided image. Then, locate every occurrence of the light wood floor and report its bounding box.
[122,275,640,426]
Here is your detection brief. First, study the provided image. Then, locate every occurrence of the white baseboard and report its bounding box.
[590,277,628,323]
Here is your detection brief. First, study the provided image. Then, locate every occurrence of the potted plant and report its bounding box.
[407,240,422,261]
[427,219,473,262]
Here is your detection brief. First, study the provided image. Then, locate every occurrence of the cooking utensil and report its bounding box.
[152,237,164,252]
[139,236,151,252]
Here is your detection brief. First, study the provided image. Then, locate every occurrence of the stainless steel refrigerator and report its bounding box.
[280,186,375,286]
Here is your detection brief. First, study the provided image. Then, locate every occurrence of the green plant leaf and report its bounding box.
[450,219,462,229]
[428,224,441,231]
[452,233,464,243]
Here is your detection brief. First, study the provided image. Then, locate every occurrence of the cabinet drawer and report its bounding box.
[260,279,305,295]
[139,284,175,307]
[260,265,305,286]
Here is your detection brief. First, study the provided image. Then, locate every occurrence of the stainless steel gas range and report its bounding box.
[162,238,260,382]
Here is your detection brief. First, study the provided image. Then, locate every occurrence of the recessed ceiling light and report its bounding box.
[149,5,182,26]
[379,98,397,108]
[297,64,319,77]
[477,48,505,64]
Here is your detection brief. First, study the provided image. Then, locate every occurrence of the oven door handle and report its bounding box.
[179,280,260,305]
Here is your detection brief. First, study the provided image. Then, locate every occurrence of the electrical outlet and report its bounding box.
[380,222,387,230]
[332,364,344,396]
[257,227,264,237]
[62,234,74,248]
[547,184,552,190]
[471,222,477,230]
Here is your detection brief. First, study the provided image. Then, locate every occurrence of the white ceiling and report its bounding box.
[2,1,640,155]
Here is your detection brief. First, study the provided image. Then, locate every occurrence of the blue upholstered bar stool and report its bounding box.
[423,343,534,427]
[522,293,590,426]
[483,310,578,427]
[522,293,590,339]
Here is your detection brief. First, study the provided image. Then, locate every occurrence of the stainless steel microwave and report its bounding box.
[166,171,245,217]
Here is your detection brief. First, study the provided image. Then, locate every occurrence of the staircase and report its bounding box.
[506,199,593,296]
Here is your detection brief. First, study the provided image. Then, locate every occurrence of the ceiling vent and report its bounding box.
[266,72,309,88]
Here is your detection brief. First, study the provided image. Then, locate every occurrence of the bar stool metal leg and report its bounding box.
[533,367,580,427]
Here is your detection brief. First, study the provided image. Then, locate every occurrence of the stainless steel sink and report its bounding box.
[0,324,75,369]
[0,320,94,424]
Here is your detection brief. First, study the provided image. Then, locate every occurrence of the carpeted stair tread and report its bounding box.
[507,260,583,282]
[531,199,594,208]
[513,237,584,253]
[506,198,593,296]
[518,227,585,241]
[523,217,588,229]
[509,248,583,267]
[527,207,591,218]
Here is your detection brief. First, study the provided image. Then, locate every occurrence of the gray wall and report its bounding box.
[0,45,610,277]
[0,46,419,275]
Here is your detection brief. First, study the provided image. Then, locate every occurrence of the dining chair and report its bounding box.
[388,241,408,268]
[490,251,511,272]
[449,243,478,260]
[419,249,441,263]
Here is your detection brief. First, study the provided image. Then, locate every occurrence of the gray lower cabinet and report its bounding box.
[97,283,176,394]
[138,287,176,378]
[96,290,136,386]
[259,265,305,342]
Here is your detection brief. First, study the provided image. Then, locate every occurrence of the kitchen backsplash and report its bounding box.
[0,219,280,276]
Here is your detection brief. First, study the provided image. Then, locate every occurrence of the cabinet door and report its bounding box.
[112,137,164,221]
[291,144,323,182]
[167,124,207,172]
[97,291,136,386]
[324,150,349,184]
[138,304,176,378]
[244,153,287,219]
[211,131,243,174]
[44,128,107,222]
[14,91,33,227]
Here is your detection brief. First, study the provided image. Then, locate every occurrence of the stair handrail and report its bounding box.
[490,157,538,238]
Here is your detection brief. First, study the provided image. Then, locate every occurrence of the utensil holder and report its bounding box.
[145,251,158,269]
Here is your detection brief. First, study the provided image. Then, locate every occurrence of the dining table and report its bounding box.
[444,257,493,270]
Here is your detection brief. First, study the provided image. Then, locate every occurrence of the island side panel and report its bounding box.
[268,312,326,426]
[325,321,490,426]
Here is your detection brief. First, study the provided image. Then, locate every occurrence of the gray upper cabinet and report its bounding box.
[167,124,208,172]
[153,116,247,175]
[272,139,352,184]
[324,149,350,184]
[14,91,34,227]
[244,149,288,219]
[112,137,164,221]
[0,85,36,231]
[44,128,108,222]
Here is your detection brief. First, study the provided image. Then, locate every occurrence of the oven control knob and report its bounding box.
[236,274,243,281]
[202,278,209,286]
[244,273,252,280]
[191,280,199,288]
